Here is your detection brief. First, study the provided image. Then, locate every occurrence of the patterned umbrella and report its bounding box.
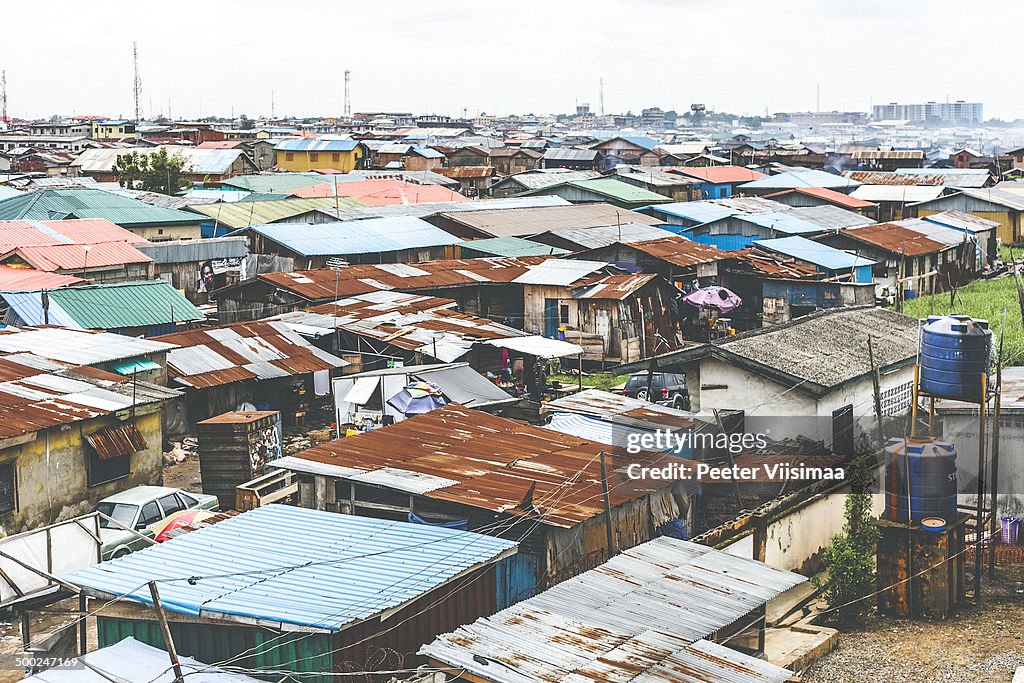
[150,509,218,543]
[682,286,742,313]
[388,382,447,415]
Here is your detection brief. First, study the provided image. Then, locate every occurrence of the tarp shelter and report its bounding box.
[333,362,515,424]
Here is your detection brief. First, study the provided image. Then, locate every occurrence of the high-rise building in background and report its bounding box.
[872,100,983,123]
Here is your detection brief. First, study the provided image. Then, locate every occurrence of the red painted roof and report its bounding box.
[197,141,245,150]
[0,242,152,271]
[764,186,877,209]
[671,165,766,184]
[0,219,146,249]
[290,179,468,205]
[0,267,84,290]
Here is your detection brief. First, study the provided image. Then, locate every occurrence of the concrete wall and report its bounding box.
[0,408,164,537]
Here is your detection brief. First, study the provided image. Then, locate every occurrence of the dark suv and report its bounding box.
[621,372,690,410]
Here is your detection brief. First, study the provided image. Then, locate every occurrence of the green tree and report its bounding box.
[113,148,190,195]
[239,114,254,130]
[815,458,880,625]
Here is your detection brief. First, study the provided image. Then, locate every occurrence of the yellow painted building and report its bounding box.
[274,138,365,172]
[91,120,137,140]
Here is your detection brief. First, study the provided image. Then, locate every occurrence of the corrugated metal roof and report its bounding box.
[539,222,671,250]
[460,237,568,257]
[920,209,1000,233]
[0,327,175,365]
[2,241,152,271]
[672,165,766,184]
[512,259,607,286]
[1,281,204,329]
[0,267,83,291]
[499,169,602,190]
[0,218,145,248]
[765,186,877,209]
[65,505,516,632]
[155,320,347,388]
[439,203,662,238]
[240,216,462,256]
[134,236,248,263]
[291,178,468,205]
[574,273,657,299]
[892,218,967,246]
[71,146,250,176]
[542,388,698,431]
[955,188,1024,211]
[784,205,875,230]
[754,235,872,271]
[738,211,828,235]
[218,174,332,194]
[553,177,671,203]
[279,404,694,528]
[187,197,363,230]
[840,223,950,256]
[602,235,731,268]
[250,256,550,301]
[738,169,860,191]
[849,185,946,203]
[420,536,804,683]
[0,189,202,227]
[274,138,360,152]
[542,147,599,161]
[315,196,569,222]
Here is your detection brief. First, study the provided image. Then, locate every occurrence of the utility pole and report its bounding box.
[344,69,351,117]
[148,582,185,683]
[0,69,6,126]
[133,42,142,139]
[599,451,615,560]
[271,90,275,119]
[598,77,605,116]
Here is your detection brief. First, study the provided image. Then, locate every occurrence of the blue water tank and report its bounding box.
[883,438,957,524]
[919,314,991,402]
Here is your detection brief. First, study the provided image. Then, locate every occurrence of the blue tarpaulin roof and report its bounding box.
[239,216,462,256]
[642,201,736,224]
[754,235,874,271]
[64,505,516,632]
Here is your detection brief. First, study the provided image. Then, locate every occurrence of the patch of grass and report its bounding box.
[899,276,1024,366]
[549,372,630,392]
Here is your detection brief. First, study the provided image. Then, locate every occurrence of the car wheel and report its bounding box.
[111,548,130,559]
[672,395,685,410]
[636,389,649,401]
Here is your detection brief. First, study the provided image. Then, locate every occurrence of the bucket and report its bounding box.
[1000,516,1022,545]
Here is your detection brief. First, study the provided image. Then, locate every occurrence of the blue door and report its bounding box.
[544,298,560,338]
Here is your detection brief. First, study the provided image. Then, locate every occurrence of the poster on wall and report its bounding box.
[197,257,244,293]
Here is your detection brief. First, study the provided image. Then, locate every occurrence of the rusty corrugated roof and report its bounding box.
[85,422,148,459]
[840,223,949,256]
[623,235,733,268]
[284,405,695,528]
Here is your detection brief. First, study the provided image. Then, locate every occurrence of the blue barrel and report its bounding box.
[883,438,957,524]
[919,314,991,402]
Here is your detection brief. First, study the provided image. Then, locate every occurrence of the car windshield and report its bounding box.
[94,502,138,530]
[627,374,661,387]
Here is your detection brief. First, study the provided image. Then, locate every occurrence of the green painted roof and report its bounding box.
[49,281,204,329]
[110,358,162,375]
[567,177,671,203]
[0,189,203,227]
[460,236,569,257]
[218,174,331,193]
[186,196,363,230]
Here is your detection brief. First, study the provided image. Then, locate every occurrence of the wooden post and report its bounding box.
[78,592,87,656]
[599,451,615,560]
[973,373,987,601]
[148,582,185,683]
[989,363,1002,577]
[867,335,884,442]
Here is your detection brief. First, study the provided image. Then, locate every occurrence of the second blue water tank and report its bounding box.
[919,314,991,402]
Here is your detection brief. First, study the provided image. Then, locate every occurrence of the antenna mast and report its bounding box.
[599,77,605,116]
[343,69,351,117]
[0,70,6,126]
[132,42,142,138]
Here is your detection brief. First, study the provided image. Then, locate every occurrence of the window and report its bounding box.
[87,452,130,487]
[332,153,340,162]
[158,494,185,516]
[285,152,294,161]
[177,491,198,508]
[310,153,319,162]
[0,461,15,515]
[138,501,162,529]
[559,304,570,324]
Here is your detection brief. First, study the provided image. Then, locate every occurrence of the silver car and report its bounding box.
[92,486,219,560]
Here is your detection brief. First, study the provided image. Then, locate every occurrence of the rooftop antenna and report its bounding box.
[1,70,6,126]
[599,77,605,116]
[133,42,142,138]
[343,69,351,117]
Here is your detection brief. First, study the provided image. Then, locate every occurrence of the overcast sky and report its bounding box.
[2,0,1019,121]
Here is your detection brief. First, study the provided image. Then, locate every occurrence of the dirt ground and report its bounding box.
[804,566,1024,683]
